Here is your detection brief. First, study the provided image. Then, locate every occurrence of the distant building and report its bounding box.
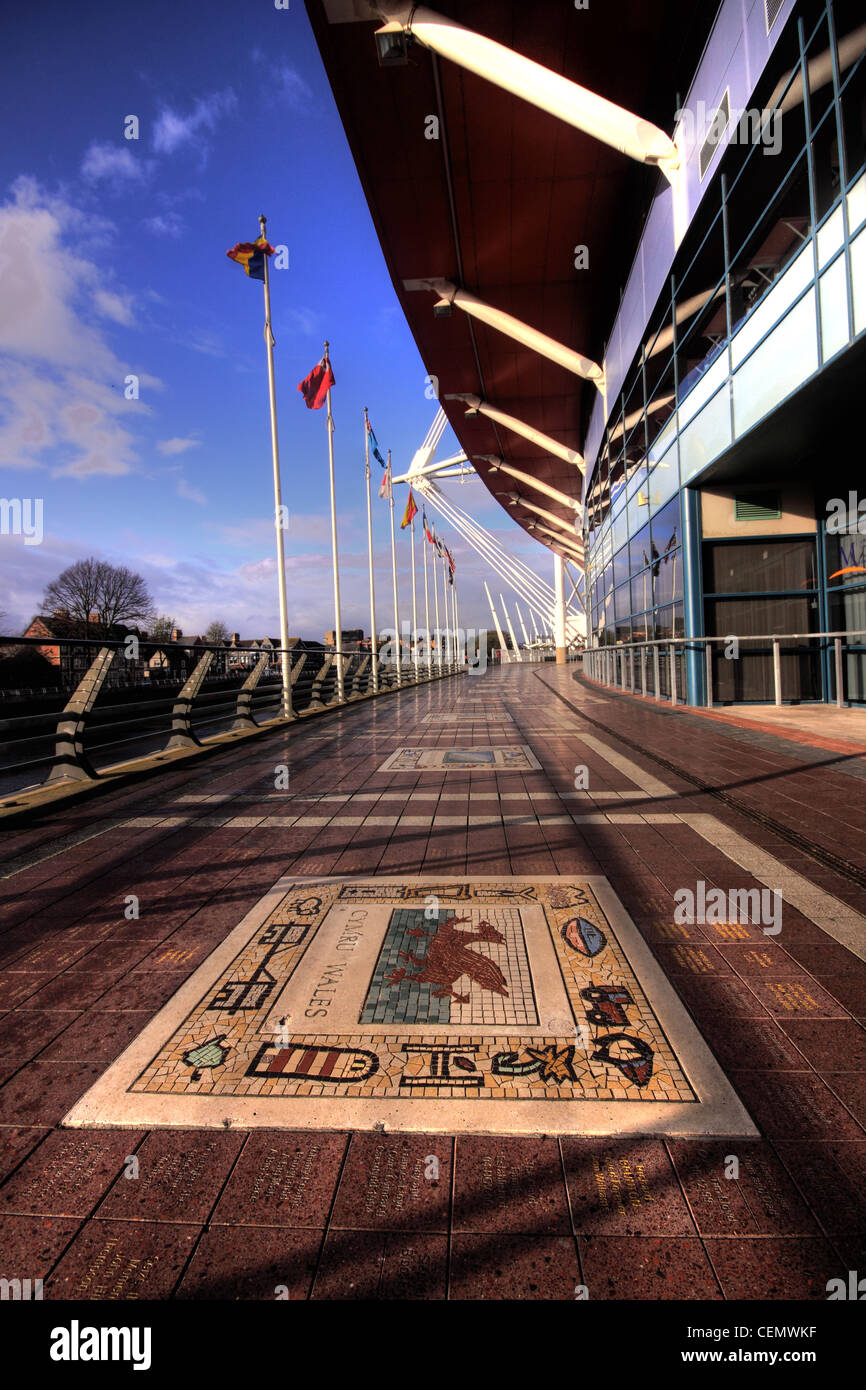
[21,612,146,688]
[324,629,364,648]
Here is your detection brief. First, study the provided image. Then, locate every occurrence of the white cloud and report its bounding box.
[284,306,322,337]
[250,52,314,113]
[143,211,184,238]
[177,477,207,505]
[93,288,135,325]
[275,65,314,111]
[186,330,224,358]
[0,181,146,479]
[158,436,200,456]
[152,89,237,155]
[81,142,145,184]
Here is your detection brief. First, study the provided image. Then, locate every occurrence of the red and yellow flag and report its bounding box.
[226,236,275,281]
[400,489,418,530]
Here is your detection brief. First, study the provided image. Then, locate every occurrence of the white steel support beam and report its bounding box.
[499,491,583,542]
[400,409,586,648]
[515,603,531,648]
[500,594,523,663]
[475,456,581,515]
[484,582,511,664]
[406,279,604,390]
[423,483,555,609]
[527,520,585,561]
[376,6,680,182]
[447,394,584,471]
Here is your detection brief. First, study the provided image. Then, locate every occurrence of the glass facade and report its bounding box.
[584,0,866,705]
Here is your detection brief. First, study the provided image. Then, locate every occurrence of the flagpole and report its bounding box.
[449,561,457,666]
[433,536,442,675]
[388,450,401,687]
[451,578,459,665]
[324,339,343,703]
[422,519,431,676]
[454,581,462,667]
[364,407,378,693]
[410,513,419,682]
[259,213,292,719]
[443,554,451,669]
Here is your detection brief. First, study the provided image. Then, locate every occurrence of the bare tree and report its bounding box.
[149,615,176,640]
[204,620,229,645]
[41,558,153,628]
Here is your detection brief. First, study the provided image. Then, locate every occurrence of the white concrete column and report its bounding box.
[554,554,567,665]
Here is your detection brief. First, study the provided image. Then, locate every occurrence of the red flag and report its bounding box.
[298,355,335,410]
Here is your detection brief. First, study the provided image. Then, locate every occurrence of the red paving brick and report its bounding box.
[0,664,864,1300]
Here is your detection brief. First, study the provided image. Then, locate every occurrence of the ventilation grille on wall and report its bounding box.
[699,89,731,180]
[765,0,786,34]
[734,491,782,522]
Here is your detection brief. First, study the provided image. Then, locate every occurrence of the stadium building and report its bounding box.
[307,0,866,706]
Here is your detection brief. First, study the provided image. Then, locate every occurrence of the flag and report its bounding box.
[226,236,275,281]
[422,509,434,544]
[298,355,335,410]
[446,546,455,575]
[379,462,392,500]
[400,489,418,530]
[366,419,385,467]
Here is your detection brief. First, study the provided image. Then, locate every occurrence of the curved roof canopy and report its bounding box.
[306,0,714,560]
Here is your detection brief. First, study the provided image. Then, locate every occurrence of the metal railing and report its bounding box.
[582,630,866,709]
[0,635,464,795]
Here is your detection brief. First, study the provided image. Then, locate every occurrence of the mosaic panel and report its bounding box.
[377,746,541,772]
[64,877,756,1137]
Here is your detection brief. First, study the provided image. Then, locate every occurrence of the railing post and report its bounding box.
[291,653,307,688]
[669,642,677,705]
[653,644,660,699]
[640,647,647,697]
[835,637,845,708]
[231,653,269,731]
[350,655,370,697]
[48,646,116,782]
[772,637,782,706]
[705,642,714,709]
[307,653,333,709]
[167,651,214,750]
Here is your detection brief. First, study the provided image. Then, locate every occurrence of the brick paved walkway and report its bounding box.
[1,664,864,1300]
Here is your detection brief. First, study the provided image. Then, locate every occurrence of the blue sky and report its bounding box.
[0,0,553,640]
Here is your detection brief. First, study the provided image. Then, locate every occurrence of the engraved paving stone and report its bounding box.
[61,875,756,1138]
